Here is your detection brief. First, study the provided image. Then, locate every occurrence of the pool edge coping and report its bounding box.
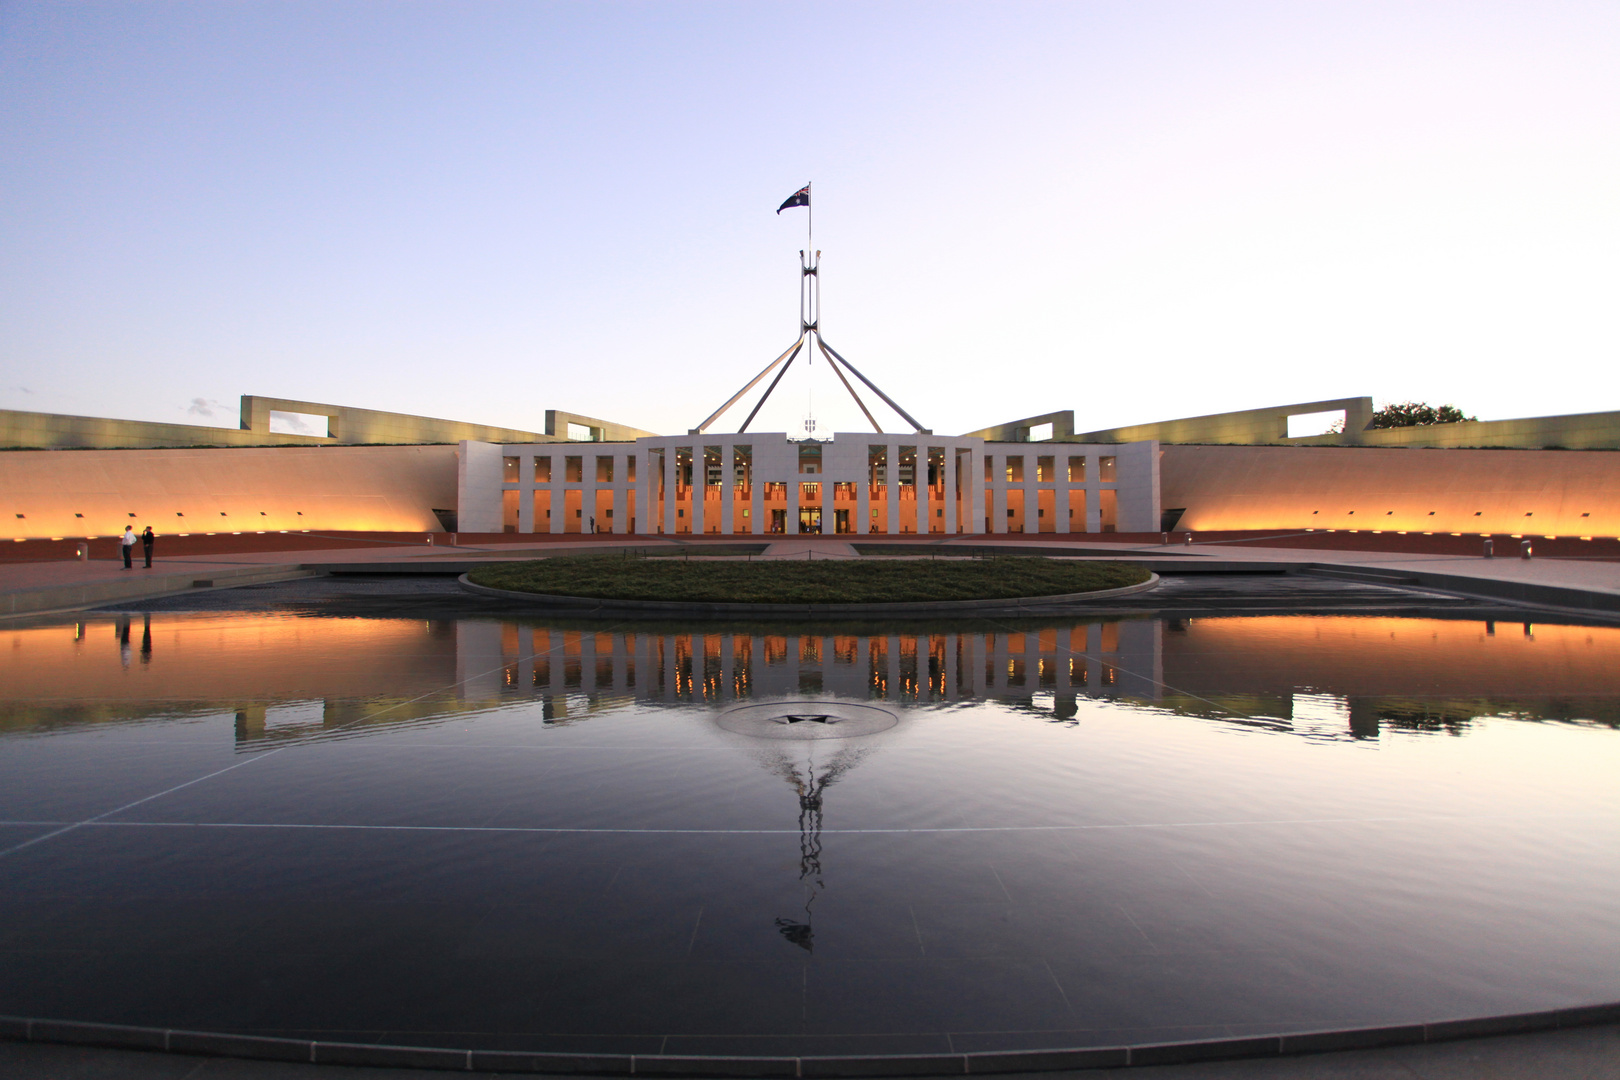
[4,1003,1618,1076]
[455,573,1161,614]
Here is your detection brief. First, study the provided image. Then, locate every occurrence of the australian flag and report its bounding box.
[777,185,810,213]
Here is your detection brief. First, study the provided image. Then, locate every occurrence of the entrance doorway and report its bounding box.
[798,507,822,534]
[834,509,850,534]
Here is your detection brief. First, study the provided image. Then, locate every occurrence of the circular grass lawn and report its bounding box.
[465,554,1151,606]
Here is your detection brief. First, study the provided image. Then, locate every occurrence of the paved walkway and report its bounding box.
[3,1021,1617,1078]
[2,534,1618,619]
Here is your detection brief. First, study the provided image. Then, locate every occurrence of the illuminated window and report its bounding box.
[1068,456,1086,482]
[502,457,519,483]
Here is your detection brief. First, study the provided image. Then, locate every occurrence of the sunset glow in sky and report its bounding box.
[2,1,1616,438]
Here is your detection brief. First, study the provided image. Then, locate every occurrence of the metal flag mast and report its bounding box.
[692,184,929,436]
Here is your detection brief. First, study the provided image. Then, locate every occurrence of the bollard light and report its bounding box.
[1521,539,1533,560]
[1483,538,1493,559]
[1161,532,1169,545]
[1184,532,1193,546]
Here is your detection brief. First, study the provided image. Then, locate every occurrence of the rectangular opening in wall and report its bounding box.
[532,490,550,533]
[268,411,329,437]
[501,490,519,533]
[596,456,614,483]
[503,457,520,483]
[1028,422,1053,442]
[1099,456,1116,482]
[1068,456,1086,482]
[533,457,551,483]
[1287,409,1346,439]
[566,423,595,441]
[1099,489,1117,532]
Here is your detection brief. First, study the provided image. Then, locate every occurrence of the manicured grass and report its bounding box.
[467,555,1150,605]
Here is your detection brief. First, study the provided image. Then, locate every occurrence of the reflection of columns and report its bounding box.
[455,621,506,700]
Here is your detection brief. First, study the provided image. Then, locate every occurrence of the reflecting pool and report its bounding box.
[1,611,1618,1057]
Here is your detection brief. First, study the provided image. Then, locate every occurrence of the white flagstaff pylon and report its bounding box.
[691,185,929,436]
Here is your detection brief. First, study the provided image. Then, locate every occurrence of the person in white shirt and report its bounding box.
[121,526,136,569]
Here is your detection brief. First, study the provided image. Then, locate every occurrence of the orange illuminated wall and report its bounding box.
[0,444,456,538]
[1161,444,1620,537]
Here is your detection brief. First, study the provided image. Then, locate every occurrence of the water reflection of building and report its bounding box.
[454,619,1164,720]
[3,614,1619,745]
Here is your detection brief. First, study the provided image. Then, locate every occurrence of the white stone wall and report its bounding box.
[469,433,1159,536]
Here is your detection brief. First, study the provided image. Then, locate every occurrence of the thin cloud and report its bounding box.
[186,397,228,418]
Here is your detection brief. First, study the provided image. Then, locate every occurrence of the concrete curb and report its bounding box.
[1303,563,1620,614]
[455,574,1160,615]
[0,565,321,618]
[2,1003,1617,1076]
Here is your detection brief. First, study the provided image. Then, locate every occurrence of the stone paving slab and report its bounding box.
[3,535,1619,618]
[2,1021,1617,1079]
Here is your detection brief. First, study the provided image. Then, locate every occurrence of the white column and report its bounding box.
[885,444,900,535]
[857,454,870,537]
[720,443,734,535]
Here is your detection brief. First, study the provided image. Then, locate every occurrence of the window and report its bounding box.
[533,457,551,483]
[565,456,583,483]
[984,456,993,482]
[1068,456,1085,482]
[1099,456,1116,482]
[799,443,822,474]
[502,457,520,483]
[625,455,636,482]
[834,482,856,500]
[732,445,752,489]
[705,445,723,486]
[596,456,614,483]
[1005,456,1024,483]
[1037,455,1054,482]
[801,482,820,501]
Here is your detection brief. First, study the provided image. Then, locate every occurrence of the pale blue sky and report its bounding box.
[2,1,1616,438]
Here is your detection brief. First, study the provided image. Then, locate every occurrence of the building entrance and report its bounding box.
[798,507,822,534]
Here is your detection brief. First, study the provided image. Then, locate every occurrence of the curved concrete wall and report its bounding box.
[1161,444,1620,537]
[1,445,457,538]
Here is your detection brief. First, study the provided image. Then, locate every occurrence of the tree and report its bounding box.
[1367,402,1477,429]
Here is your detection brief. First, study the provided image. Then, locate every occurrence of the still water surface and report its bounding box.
[1,611,1618,1056]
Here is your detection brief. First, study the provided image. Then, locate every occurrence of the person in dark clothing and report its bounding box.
[141,526,155,568]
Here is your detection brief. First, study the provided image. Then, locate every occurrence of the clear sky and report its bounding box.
[2,1,1616,439]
